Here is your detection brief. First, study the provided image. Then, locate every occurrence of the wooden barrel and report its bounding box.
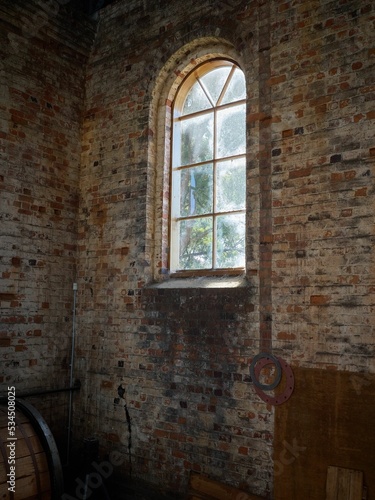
[0,399,64,499]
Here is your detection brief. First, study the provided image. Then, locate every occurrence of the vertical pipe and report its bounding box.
[66,282,78,465]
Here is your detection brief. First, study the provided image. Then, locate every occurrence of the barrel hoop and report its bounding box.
[14,410,43,498]
[0,407,15,500]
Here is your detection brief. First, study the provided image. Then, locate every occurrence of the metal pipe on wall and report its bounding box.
[66,282,78,465]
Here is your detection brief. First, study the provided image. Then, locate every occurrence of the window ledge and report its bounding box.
[148,274,248,289]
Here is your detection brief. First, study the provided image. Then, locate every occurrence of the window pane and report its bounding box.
[217,104,246,158]
[216,213,245,268]
[182,81,212,115]
[180,164,213,217]
[180,113,213,165]
[216,158,246,212]
[200,66,231,105]
[221,68,246,104]
[179,217,212,270]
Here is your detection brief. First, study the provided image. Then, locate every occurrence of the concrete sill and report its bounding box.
[148,275,248,289]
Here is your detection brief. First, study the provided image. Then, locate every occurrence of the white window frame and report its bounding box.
[169,59,246,275]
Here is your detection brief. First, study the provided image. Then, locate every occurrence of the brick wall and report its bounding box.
[74,0,374,496]
[0,0,95,442]
[0,0,374,497]
[269,1,374,372]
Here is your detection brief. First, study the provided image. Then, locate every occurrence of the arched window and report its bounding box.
[170,59,246,273]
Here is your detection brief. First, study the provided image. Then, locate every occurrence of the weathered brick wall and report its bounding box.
[269,1,374,371]
[75,0,374,497]
[0,0,95,441]
[137,285,271,492]
[0,0,373,497]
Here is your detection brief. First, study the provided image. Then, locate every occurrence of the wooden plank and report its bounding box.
[274,368,375,500]
[188,473,265,500]
[337,468,351,499]
[0,470,50,499]
[326,466,339,499]
[0,408,32,428]
[326,466,363,500]
[0,453,50,494]
[189,494,214,500]
[190,473,238,500]
[14,422,37,441]
[348,470,363,500]
[7,435,42,459]
[15,451,49,478]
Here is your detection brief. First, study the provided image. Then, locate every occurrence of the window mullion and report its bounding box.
[197,78,215,108]
[217,64,235,106]
[212,107,217,269]
[178,98,245,122]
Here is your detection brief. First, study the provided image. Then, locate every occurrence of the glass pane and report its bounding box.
[182,80,212,115]
[179,218,213,270]
[216,157,246,212]
[221,68,246,104]
[216,213,245,268]
[180,113,213,166]
[200,66,231,106]
[180,164,213,217]
[217,104,246,158]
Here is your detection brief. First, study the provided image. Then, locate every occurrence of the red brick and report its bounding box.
[282,129,293,138]
[268,74,286,86]
[310,295,331,305]
[355,187,367,197]
[289,167,312,179]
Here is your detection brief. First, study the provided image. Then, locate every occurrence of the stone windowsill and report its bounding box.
[148,274,248,289]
